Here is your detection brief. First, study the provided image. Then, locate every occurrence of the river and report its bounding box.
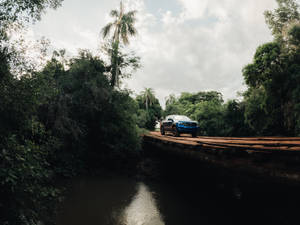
[57,152,300,225]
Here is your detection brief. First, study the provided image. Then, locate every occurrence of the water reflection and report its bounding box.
[57,179,164,225]
[120,183,164,225]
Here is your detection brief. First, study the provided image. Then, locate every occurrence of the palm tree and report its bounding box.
[101,1,137,87]
[165,94,177,106]
[141,88,156,111]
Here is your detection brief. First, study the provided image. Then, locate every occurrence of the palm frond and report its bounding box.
[127,23,137,36]
[102,2,138,49]
[141,88,156,108]
[101,22,113,38]
[123,11,137,23]
[110,9,119,18]
[121,25,129,45]
[126,10,137,19]
[122,15,132,25]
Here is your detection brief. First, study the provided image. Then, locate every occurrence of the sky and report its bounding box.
[25,0,299,106]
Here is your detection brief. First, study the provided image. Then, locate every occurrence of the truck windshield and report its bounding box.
[174,116,191,121]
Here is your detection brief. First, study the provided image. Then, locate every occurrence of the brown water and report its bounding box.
[57,178,164,225]
[57,156,300,225]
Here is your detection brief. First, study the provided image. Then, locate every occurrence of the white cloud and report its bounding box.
[124,0,279,106]
[26,0,299,107]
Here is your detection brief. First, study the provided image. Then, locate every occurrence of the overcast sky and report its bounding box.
[27,0,300,106]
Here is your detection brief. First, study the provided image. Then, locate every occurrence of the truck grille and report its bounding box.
[182,122,196,127]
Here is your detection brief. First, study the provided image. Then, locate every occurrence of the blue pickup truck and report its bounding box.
[160,115,198,137]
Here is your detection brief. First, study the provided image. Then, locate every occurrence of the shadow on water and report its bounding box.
[142,149,300,225]
[57,148,300,225]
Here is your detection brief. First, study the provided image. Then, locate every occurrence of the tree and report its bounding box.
[41,50,141,167]
[264,0,300,42]
[0,0,63,42]
[136,89,162,130]
[193,101,226,136]
[242,0,300,136]
[288,23,300,47]
[101,1,137,87]
[101,41,140,85]
[165,94,177,106]
[223,100,251,137]
[164,94,181,117]
[141,88,156,110]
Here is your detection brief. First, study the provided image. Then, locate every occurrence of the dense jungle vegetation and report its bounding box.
[0,0,299,224]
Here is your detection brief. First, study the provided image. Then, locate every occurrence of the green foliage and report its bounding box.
[242,37,300,136]
[0,50,142,224]
[136,89,162,130]
[223,100,252,137]
[179,91,224,105]
[39,50,141,170]
[0,0,63,42]
[0,2,65,222]
[0,134,61,225]
[288,24,300,46]
[243,88,270,135]
[102,42,140,87]
[136,109,149,128]
[242,0,300,136]
[0,66,61,224]
[264,0,300,41]
[193,101,225,136]
[243,42,282,88]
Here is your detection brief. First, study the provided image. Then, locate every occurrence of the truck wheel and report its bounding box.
[173,127,180,137]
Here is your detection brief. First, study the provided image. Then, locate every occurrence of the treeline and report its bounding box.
[163,92,250,136]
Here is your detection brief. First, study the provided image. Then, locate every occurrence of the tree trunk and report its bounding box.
[110,41,119,87]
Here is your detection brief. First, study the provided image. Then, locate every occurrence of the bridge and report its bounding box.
[143,132,300,184]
